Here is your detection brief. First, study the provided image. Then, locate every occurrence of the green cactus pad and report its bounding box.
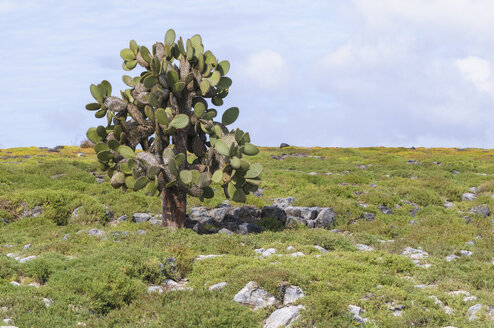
[94,142,109,153]
[165,29,176,46]
[97,150,113,162]
[172,82,185,94]
[217,77,232,90]
[208,71,221,86]
[118,145,136,158]
[211,96,223,106]
[100,80,112,96]
[166,70,179,86]
[120,49,135,61]
[217,60,230,75]
[110,172,126,188]
[245,163,262,179]
[90,84,103,102]
[175,153,185,167]
[96,126,107,138]
[199,80,210,95]
[125,60,137,70]
[144,76,158,88]
[212,169,223,184]
[95,108,107,118]
[197,172,211,188]
[230,157,241,169]
[243,143,259,156]
[222,107,239,126]
[179,170,192,185]
[133,176,149,191]
[144,181,158,196]
[170,114,189,129]
[201,186,215,199]
[125,176,135,189]
[146,166,161,179]
[86,128,101,143]
[129,40,138,54]
[156,108,168,125]
[108,139,120,151]
[168,159,178,176]
[193,102,206,118]
[140,46,152,63]
[215,140,230,157]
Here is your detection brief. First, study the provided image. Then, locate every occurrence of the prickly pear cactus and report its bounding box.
[84,29,262,211]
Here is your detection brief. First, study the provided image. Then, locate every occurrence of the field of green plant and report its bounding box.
[0,146,493,327]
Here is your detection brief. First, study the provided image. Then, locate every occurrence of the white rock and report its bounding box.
[9,282,20,287]
[402,247,428,260]
[255,248,277,257]
[459,250,473,257]
[147,286,163,293]
[286,246,296,252]
[196,254,222,260]
[209,282,227,291]
[467,304,483,321]
[348,305,369,323]
[290,252,304,257]
[23,244,31,250]
[444,201,455,208]
[445,254,459,262]
[463,296,478,302]
[233,281,277,309]
[283,286,305,305]
[462,193,476,201]
[313,245,328,253]
[448,290,470,296]
[264,305,304,328]
[42,298,53,308]
[356,244,374,252]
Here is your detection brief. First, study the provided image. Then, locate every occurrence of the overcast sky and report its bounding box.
[1,0,494,148]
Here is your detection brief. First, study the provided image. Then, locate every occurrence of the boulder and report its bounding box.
[233,281,277,309]
[280,143,290,148]
[237,223,262,235]
[314,208,336,228]
[261,206,287,225]
[469,205,490,217]
[132,213,152,223]
[282,286,305,305]
[208,204,232,222]
[264,305,304,328]
[231,205,261,223]
[462,193,476,201]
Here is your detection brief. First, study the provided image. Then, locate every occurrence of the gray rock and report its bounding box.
[290,252,304,257]
[253,190,263,198]
[286,216,307,227]
[231,205,261,223]
[62,234,70,240]
[348,305,369,323]
[42,298,53,308]
[261,206,287,225]
[132,213,152,223]
[280,143,290,148]
[0,218,9,224]
[218,228,233,234]
[188,206,210,221]
[445,254,459,262]
[87,228,105,237]
[147,285,163,293]
[314,208,336,228]
[10,281,21,287]
[444,201,455,209]
[264,305,304,328]
[313,245,328,253]
[18,256,37,263]
[237,223,261,235]
[209,282,227,291]
[378,205,394,215]
[209,205,232,222]
[469,205,490,217]
[233,281,277,309]
[148,218,160,225]
[283,286,305,305]
[362,212,375,221]
[255,248,277,257]
[356,244,374,252]
[23,244,31,250]
[467,304,483,321]
[369,183,377,188]
[273,197,295,209]
[116,215,128,222]
[410,207,420,217]
[196,254,222,260]
[459,250,473,257]
[462,193,476,201]
[402,247,429,260]
[136,230,146,235]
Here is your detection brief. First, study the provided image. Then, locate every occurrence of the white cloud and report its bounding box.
[455,56,494,95]
[239,50,288,89]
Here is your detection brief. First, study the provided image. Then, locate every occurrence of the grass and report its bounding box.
[0,146,493,327]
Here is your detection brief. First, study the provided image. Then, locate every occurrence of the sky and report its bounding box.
[1,0,494,148]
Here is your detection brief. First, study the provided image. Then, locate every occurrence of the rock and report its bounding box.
[63,234,70,240]
[280,143,290,148]
[410,207,420,217]
[149,219,160,225]
[348,305,369,323]
[50,173,65,179]
[233,281,277,309]
[163,279,192,291]
[116,215,128,222]
[459,250,473,257]
[286,246,296,252]
[314,208,336,228]
[467,304,483,321]
[255,248,277,257]
[132,213,152,223]
[378,205,394,215]
[264,305,304,328]
[18,256,37,263]
[147,286,164,293]
[445,254,459,262]
[444,201,455,209]
[465,240,475,245]
[290,252,304,257]
[463,216,471,224]
[369,183,377,188]
[469,204,490,217]
[237,223,262,235]
[231,205,261,223]
[0,218,9,224]
[428,296,453,314]
[42,298,53,308]
[284,207,320,220]
[23,244,31,250]
[209,282,227,291]
[261,206,287,225]
[308,172,318,175]
[188,207,210,221]
[87,228,105,237]
[136,230,146,235]
[273,197,295,209]
[462,193,476,201]
[218,228,233,234]
[463,296,478,302]
[10,281,20,287]
[402,247,429,260]
[362,212,375,221]
[282,286,305,305]
[20,205,43,219]
[253,190,263,198]
[313,245,328,253]
[208,205,232,222]
[196,254,222,260]
[356,244,374,252]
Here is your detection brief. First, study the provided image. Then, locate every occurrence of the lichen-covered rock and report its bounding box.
[233,281,277,309]
[314,208,336,228]
[282,286,305,305]
[261,206,287,225]
[469,204,490,217]
[264,305,304,328]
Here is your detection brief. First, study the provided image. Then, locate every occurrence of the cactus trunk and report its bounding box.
[161,187,186,229]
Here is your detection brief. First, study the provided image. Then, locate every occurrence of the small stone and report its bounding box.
[272,197,295,209]
[445,254,459,262]
[136,230,146,235]
[362,212,375,221]
[378,205,394,215]
[255,248,277,257]
[469,204,490,217]
[264,305,304,328]
[233,281,277,309]
[467,304,483,321]
[196,254,222,260]
[62,234,70,240]
[459,250,473,257]
[286,246,296,252]
[42,298,53,308]
[283,286,305,305]
[448,290,470,296]
[348,305,369,323]
[218,228,233,234]
[209,282,227,291]
[237,223,261,235]
[369,183,377,188]
[313,245,328,253]
[290,252,304,257]
[132,213,152,223]
[465,240,475,245]
[308,172,318,175]
[116,215,128,222]
[23,244,31,250]
[147,286,163,294]
[10,281,20,287]
[444,201,455,209]
[87,228,105,237]
[462,193,476,201]
[402,247,429,260]
[463,296,478,302]
[18,256,37,263]
[356,244,374,252]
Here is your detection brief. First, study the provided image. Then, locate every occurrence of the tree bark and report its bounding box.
[161,187,186,229]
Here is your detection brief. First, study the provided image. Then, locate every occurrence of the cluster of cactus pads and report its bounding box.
[85,29,262,225]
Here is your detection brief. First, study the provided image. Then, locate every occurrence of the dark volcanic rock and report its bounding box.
[261,206,287,225]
